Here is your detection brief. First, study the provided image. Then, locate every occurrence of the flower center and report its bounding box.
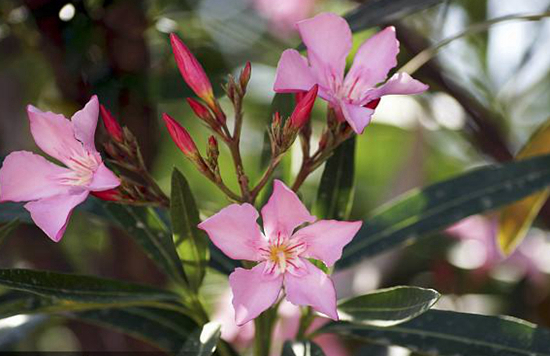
[60,153,100,186]
[260,234,306,275]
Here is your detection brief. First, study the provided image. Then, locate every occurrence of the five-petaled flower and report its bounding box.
[0,96,120,242]
[274,12,428,134]
[198,180,362,325]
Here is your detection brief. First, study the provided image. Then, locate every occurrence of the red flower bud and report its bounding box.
[100,104,123,142]
[187,97,212,121]
[170,33,214,106]
[163,113,198,157]
[365,98,381,110]
[91,188,122,202]
[239,62,252,90]
[290,85,318,129]
[208,135,218,150]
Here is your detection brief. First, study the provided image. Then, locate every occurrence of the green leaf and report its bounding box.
[73,306,196,354]
[0,269,180,305]
[338,154,550,269]
[0,219,20,247]
[178,321,221,356]
[104,203,187,285]
[282,340,326,356]
[0,202,31,224]
[314,137,356,220]
[337,286,440,327]
[319,310,550,355]
[344,0,445,33]
[171,169,209,292]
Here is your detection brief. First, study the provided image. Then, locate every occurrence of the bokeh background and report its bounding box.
[1,0,550,353]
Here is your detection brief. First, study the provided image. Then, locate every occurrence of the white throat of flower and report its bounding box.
[260,232,307,276]
[60,152,100,186]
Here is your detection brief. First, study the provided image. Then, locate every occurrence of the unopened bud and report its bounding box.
[207,135,219,163]
[239,62,251,91]
[163,113,198,157]
[170,33,215,106]
[290,85,318,129]
[100,105,124,142]
[365,98,381,110]
[187,98,213,122]
[272,111,282,128]
[91,188,122,202]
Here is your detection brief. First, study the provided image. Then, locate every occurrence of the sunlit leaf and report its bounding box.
[498,118,550,255]
[337,286,440,327]
[338,154,550,269]
[178,321,221,356]
[282,340,326,356]
[320,310,550,355]
[171,168,209,292]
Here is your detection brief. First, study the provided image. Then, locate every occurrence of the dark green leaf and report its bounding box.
[320,310,550,355]
[344,0,445,33]
[171,168,209,292]
[314,137,356,220]
[178,321,221,356]
[338,286,440,326]
[73,306,196,354]
[0,203,31,224]
[0,269,179,305]
[338,154,550,269]
[0,219,20,247]
[282,340,326,356]
[104,203,187,285]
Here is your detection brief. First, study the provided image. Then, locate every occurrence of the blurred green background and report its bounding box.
[1,0,550,353]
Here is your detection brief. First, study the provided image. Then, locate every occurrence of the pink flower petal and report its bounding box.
[365,72,429,101]
[340,101,374,134]
[72,96,99,153]
[284,259,338,320]
[344,26,399,94]
[87,162,120,191]
[273,49,317,93]
[296,13,351,90]
[261,180,315,239]
[0,151,71,202]
[229,262,283,326]
[27,105,85,166]
[24,190,89,242]
[198,203,268,261]
[293,220,362,267]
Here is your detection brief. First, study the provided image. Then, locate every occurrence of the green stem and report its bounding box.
[296,307,315,340]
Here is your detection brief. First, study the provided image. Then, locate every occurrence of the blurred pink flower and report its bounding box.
[274,13,428,134]
[251,0,316,38]
[199,179,362,326]
[0,96,120,242]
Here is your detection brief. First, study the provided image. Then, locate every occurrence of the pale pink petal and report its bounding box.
[0,151,71,202]
[27,105,85,165]
[344,26,399,94]
[297,13,351,90]
[364,72,429,101]
[72,96,99,153]
[274,49,317,93]
[87,162,120,191]
[284,259,338,320]
[340,101,374,134]
[261,180,315,239]
[229,262,283,325]
[293,220,362,267]
[198,203,268,261]
[24,190,89,242]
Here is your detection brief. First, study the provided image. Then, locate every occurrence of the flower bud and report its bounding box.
[170,33,215,106]
[187,98,213,121]
[290,85,318,129]
[365,98,381,110]
[207,135,219,164]
[239,62,251,91]
[163,113,198,157]
[100,104,123,142]
[91,188,122,202]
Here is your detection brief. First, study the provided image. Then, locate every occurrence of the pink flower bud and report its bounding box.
[240,62,252,90]
[187,97,212,121]
[365,98,381,110]
[100,104,123,142]
[91,188,122,202]
[208,135,218,150]
[163,113,198,157]
[170,33,215,106]
[290,85,318,129]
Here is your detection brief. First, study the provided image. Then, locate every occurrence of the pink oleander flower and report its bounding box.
[0,96,120,242]
[251,0,316,38]
[274,12,429,134]
[198,180,362,326]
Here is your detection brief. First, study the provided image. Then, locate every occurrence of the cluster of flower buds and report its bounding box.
[98,105,170,207]
[269,85,318,156]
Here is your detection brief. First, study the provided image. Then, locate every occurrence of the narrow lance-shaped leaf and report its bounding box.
[104,203,187,285]
[337,286,440,327]
[0,219,20,247]
[498,117,550,255]
[314,137,356,220]
[282,340,326,356]
[171,168,209,292]
[319,310,550,356]
[338,154,550,269]
[0,269,180,305]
